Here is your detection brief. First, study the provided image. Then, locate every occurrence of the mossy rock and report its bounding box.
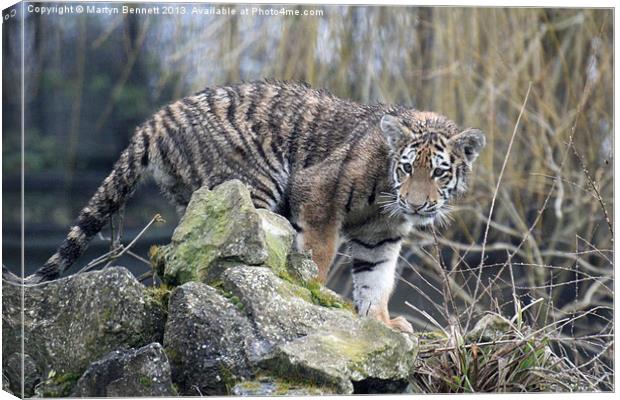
[144,283,173,316]
[231,376,328,395]
[465,314,512,342]
[34,371,81,397]
[1,267,165,397]
[163,282,259,395]
[286,251,320,284]
[158,268,417,395]
[261,321,418,394]
[159,180,295,285]
[70,343,177,397]
[222,266,357,344]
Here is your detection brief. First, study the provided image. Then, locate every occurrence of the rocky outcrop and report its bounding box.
[3,180,419,396]
[163,266,418,395]
[2,267,165,397]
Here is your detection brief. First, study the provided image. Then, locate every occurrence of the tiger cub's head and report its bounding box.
[379,111,485,226]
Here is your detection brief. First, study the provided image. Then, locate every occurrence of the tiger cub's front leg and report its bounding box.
[297,223,340,282]
[349,237,413,333]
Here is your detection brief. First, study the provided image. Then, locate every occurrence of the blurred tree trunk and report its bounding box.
[225,16,239,82]
[415,7,434,107]
[65,17,87,210]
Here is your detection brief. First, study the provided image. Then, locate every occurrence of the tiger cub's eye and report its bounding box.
[432,168,444,178]
[403,164,412,174]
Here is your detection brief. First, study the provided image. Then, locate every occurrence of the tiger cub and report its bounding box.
[23,80,485,333]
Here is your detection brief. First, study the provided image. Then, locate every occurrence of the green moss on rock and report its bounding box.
[276,270,353,311]
[232,375,329,396]
[160,181,295,286]
[34,371,81,397]
[149,245,166,278]
[139,375,153,387]
[262,321,419,394]
[286,251,320,283]
[2,267,166,397]
[257,209,296,275]
[304,279,354,311]
[144,284,172,315]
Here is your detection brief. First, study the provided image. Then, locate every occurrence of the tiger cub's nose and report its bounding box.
[407,193,427,209]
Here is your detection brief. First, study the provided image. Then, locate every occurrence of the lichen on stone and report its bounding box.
[261,320,418,394]
[231,375,328,396]
[2,267,166,397]
[158,180,296,286]
[34,371,81,397]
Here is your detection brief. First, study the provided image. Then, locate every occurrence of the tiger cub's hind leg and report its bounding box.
[349,237,413,333]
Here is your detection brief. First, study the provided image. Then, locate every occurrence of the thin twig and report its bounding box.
[568,141,613,242]
[430,227,458,326]
[78,214,164,274]
[467,82,532,331]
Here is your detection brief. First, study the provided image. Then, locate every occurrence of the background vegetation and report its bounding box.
[2,3,613,391]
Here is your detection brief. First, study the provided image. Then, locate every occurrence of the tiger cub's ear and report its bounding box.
[449,128,486,163]
[380,115,411,148]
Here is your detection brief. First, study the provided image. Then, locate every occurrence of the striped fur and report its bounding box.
[24,80,485,333]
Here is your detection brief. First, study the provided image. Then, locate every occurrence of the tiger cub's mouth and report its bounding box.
[404,213,436,227]
[412,210,437,217]
[403,206,453,228]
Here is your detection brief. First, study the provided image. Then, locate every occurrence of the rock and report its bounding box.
[221,266,354,344]
[163,282,259,395]
[258,208,298,275]
[220,266,416,393]
[466,314,512,342]
[3,180,422,396]
[33,370,83,398]
[286,251,319,283]
[231,376,327,396]
[261,321,418,394]
[163,268,413,395]
[2,373,13,396]
[2,267,165,397]
[70,343,176,397]
[157,180,296,285]
[3,353,40,396]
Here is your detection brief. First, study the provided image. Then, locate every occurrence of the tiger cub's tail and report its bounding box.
[22,127,151,284]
